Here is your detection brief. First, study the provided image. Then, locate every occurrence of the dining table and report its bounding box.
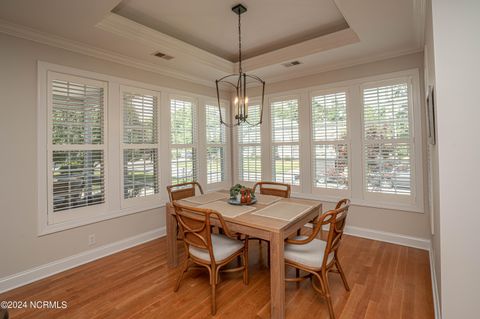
[166,190,322,319]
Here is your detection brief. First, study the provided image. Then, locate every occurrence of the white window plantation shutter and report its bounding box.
[271,99,300,186]
[363,82,412,195]
[122,90,159,199]
[237,104,262,182]
[170,98,197,185]
[311,92,349,190]
[51,78,105,212]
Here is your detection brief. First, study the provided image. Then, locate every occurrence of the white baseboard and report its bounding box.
[429,247,442,319]
[304,223,430,250]
[0,227,166,294]
[344,225,431,250]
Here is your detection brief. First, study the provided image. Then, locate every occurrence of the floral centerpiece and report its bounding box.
[229,184,256,204]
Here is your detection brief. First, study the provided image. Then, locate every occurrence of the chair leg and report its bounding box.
[267,243,271,268]
[211,265,217,315]
[296,228,301,236]
[243,249,249,285]
[321,270,335,319]
[335,259,350,291]
[174,259,189,292]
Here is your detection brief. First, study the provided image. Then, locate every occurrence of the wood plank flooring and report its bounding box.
[0,233,434,319]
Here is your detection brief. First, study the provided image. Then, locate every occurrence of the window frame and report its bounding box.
[46,71,109,225]
[119,85,162,209]
[204,100,230,190]
[269,94,302,192]
[231,69,425,213]
[235,98,263,186]
[309,87,352,198]
[168,94,199,186]
[37,62,230,236]
[360,77,418,206]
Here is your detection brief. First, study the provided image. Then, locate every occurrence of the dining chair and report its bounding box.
[284,199,351,319]
[166,181,205,239]
[166,181,204,202]
[252,181,291,198]
[172,201,249,315]
[252,181,291,266]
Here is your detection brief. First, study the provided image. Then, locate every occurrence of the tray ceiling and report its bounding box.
[112,0,349,61]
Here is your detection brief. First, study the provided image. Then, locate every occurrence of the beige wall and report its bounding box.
[432,0,480,317]
[0,32,217,279]
[424,0,442,306]
[260,52,431,241]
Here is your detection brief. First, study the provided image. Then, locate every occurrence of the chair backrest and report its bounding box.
[252,181,291,198]
[318,199,350,267]
[172,201,231,264]
[166,181,204,202]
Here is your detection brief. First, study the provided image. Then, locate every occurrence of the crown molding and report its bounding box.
[0,18,216,88]
[96,13,234,74]
[242,28,360,72]
[262,46,424,84]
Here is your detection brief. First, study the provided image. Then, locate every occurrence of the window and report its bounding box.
[311,91,349,190]
[49,73,106,219]
[121,87,159,199]
[170,97,197,185]
[271,98,300,186]
[205,105,226,184]
[363,82,412,196]
[237,104,262,182]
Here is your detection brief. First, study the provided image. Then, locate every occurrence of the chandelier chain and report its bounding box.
[238,11,242,73]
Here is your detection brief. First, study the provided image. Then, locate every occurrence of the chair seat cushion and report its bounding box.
[284,236,334,269]
[189,234,244,263]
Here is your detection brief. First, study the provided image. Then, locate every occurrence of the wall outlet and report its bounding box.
[88,234,96,246]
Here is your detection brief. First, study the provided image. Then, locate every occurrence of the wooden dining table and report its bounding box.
[166,191,322,319]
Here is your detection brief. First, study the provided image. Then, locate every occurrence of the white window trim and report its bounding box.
[37,61,230,235]
[269,94,303,193]
[360,77,417,205]
[46,72,109,225]
[231,69,425,213]
[234,98,262,187]
[203,100,231,191]
[168,94,199,187]
[309,87,352,198]
[119,85,162,209]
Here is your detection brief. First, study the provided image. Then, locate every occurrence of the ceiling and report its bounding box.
[0,0,425,87]
[112,0,349,61]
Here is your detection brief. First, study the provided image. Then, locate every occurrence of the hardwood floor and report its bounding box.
[0,233,434,319]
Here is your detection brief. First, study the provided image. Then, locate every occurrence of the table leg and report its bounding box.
[270,231,285,319]
[166,204,178,268]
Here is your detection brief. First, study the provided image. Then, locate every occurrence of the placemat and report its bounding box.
[182,192,229,205]
[198,200,256,218]
[251,201,313,221]
[255,194,282,205]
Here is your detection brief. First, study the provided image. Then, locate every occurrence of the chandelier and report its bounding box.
[216,4,265,127]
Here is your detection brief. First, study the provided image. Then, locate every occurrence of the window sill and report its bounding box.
[38,202,166,236]
[291,192,424,214]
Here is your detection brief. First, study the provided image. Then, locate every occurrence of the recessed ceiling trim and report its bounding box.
[96,13,234,73]
[240,28,360,72]
[0,18,217,88]
[262,47,423,84]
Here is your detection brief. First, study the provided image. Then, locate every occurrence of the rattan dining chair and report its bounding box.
[166,181,204,202]
[172,201,249,315]
[166,181,205,240]
[284,199,351,319]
